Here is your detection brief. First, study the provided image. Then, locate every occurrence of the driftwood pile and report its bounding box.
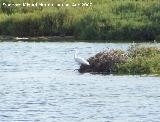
[78,49,128,74]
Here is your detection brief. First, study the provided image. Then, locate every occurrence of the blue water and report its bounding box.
[0,42,160,122]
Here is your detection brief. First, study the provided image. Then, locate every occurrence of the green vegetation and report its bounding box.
[117,46,160,75]
[0,0,160,41]
[79,45,160,75]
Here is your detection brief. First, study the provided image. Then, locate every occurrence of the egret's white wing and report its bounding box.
[75,57,89,65]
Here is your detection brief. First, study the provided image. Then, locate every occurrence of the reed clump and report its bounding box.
[79,49,128,74]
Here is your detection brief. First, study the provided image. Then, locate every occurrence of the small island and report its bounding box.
[79,45,160,75]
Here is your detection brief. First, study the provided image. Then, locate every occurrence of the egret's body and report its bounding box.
[74,50,90,65]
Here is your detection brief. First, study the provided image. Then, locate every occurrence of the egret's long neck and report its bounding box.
[74,50,77,59]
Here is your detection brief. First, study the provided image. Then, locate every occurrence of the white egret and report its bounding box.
[74,49,90,65]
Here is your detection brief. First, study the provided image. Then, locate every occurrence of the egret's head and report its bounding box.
[70,49,77,52]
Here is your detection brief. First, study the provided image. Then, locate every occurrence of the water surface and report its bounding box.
[0,42,160,122]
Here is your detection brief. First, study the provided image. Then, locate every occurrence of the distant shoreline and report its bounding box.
[0,35,159,43]
[0,35,76,42]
